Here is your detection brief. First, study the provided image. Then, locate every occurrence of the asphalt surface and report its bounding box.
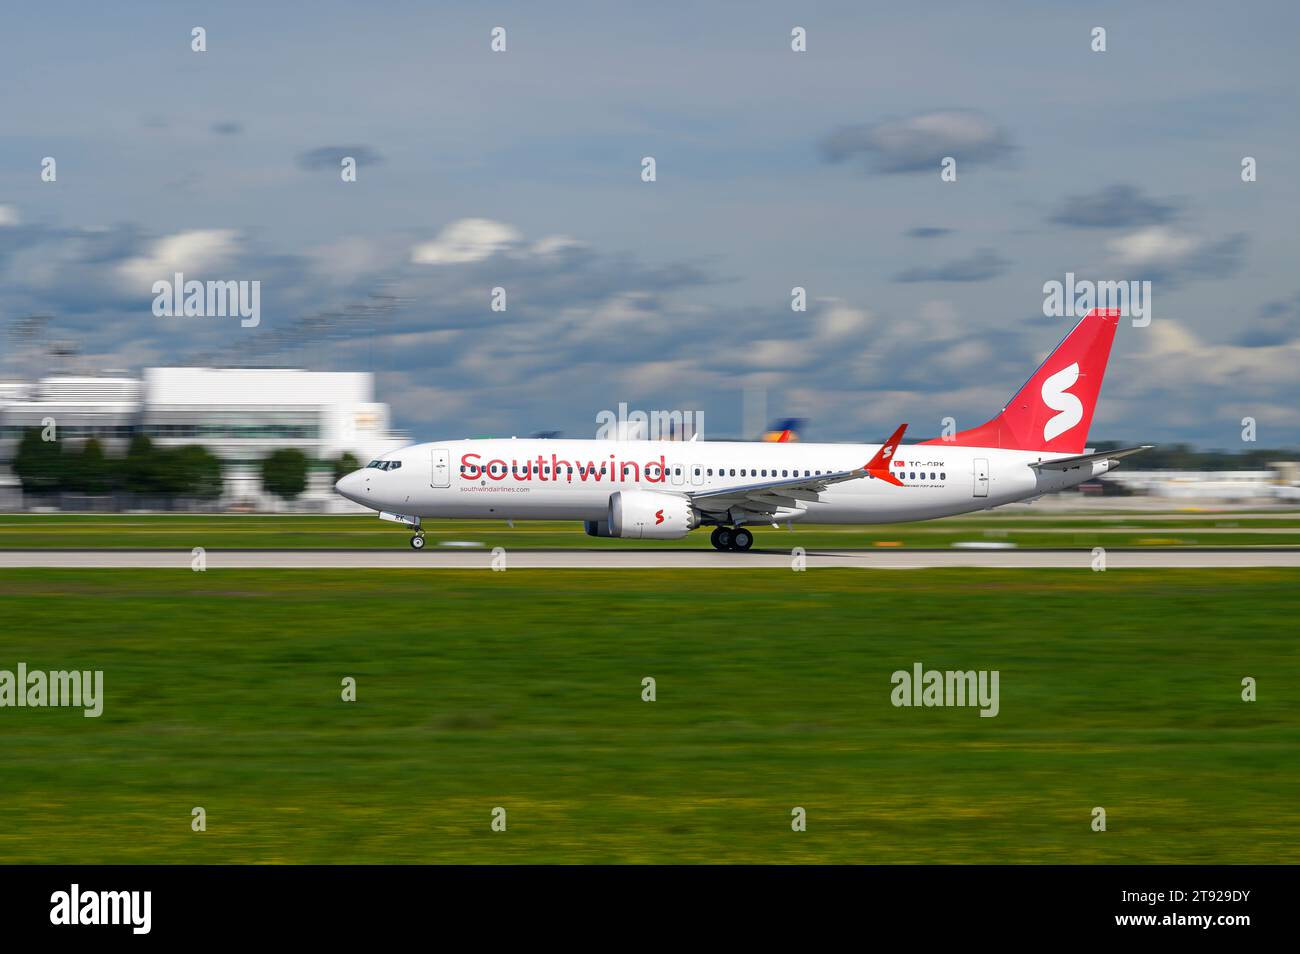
[1,548,1298,569]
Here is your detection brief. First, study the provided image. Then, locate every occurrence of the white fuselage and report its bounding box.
[336,438,1112,525]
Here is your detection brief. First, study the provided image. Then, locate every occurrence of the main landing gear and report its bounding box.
[710,526,753,551]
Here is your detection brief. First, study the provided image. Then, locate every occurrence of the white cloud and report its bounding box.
[0,204,20,227]
[619,359,700,393]
[815,302,871,340]
[306,237,386,285]
[1107,226,1199,268]
[1141,319,1300,388]
[410,218,521,265]
[116,229,240,288]
[933,338,994,375]
[915,299,963,338]
[597,292,656,322]
[741,339,813,370]
[821,109,1012,174]
[530,235,585,258]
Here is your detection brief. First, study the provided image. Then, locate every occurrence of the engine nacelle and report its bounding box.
[607,490,697,540]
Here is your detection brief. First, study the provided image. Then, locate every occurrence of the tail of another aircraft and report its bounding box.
[921,308,1121,455]
[761,418,808,442]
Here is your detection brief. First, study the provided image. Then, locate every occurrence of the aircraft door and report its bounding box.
[431,447,450,488]
[690,464,704,486]
[670,463,685,486]
[973,458,989,497]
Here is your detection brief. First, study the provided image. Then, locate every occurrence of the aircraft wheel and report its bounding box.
[711,527,733,550]
[410,534,426,550]
[731,528,754,551]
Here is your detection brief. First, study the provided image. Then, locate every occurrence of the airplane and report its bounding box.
[334,308,1150,551]
[760,418,807,443]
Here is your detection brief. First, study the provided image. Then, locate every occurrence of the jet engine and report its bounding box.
[605,490,697,539]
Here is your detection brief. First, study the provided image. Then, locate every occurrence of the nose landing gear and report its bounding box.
[410,533,426,550]
[709,526,754,551]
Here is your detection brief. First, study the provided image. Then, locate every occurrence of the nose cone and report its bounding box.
[334,470,365,503]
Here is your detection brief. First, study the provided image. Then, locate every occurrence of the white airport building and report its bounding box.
[1103,469,1287,501]
[0,368,406,511]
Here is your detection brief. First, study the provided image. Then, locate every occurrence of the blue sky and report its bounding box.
[3,1,1299,447]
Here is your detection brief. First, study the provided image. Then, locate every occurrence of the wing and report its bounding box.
[1027,445,1152,471]
[687,423,908,517]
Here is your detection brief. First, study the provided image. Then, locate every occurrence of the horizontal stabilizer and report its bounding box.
[1028,445,1152,471]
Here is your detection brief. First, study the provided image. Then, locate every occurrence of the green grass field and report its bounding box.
[1,568,1296,863]
[3,512,1300,550]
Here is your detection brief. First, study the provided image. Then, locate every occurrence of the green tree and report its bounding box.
[121,434,164,496]
[11,428,64,495]
[332,451,360,482]
[69,438,112,494]
[169,445,225,501]
[261,449,309,501]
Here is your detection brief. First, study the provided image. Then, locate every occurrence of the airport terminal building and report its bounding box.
[0,368,406,510]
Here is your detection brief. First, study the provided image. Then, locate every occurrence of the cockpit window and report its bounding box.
[366,460,402,471]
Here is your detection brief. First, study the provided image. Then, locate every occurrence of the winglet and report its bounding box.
[865,424,907,486]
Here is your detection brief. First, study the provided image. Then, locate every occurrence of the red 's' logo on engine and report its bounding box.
[654,509,665,524]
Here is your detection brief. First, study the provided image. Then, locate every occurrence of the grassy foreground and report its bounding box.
[3,512,1300,550]
[0,568,1297,863]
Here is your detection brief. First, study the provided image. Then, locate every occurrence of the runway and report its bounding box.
[2,548,1298,569]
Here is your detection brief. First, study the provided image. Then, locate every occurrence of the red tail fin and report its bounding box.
[922,308,1120,454]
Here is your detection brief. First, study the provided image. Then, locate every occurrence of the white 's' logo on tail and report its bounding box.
[1041,362,1083,442]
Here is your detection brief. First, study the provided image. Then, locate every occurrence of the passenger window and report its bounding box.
[707,469,713,476]
[729,469,736,476]
[941,472,946,480]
